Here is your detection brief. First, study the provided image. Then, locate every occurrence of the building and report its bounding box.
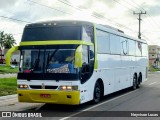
[148,45,160,67]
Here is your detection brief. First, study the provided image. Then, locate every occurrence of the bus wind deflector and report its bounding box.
[6,46,19,66]
[74,45,82,68]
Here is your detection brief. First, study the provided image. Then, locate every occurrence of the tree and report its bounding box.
[3,34,16,49]
[0,31,16,49]
[0,31,5,49]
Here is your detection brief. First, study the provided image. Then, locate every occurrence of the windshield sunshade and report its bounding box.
[22,26,81,41]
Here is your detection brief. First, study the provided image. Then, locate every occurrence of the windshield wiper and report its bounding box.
[46,49,58,67]
[31,50,40,72]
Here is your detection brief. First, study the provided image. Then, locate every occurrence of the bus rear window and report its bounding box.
[22,26,81,41]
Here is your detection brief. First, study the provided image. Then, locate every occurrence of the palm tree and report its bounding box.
[3,34,16,49]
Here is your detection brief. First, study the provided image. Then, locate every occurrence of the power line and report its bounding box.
[122,0,143,12]
[27,0,136,33]
[147,13,160,28]
[112,0,134,12]
[125,1,160,28]
[56,0,82,11]
[126,0,146,12]
[111,0,156,40]
[56,0,136,33]
[28,0,73,15]
[0,15,31,23]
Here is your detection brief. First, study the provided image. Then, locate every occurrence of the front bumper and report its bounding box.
[17,90,80,105]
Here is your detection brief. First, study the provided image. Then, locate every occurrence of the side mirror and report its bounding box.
[74,45,82,68]
[6,46,19,66]
[90,50,94,59]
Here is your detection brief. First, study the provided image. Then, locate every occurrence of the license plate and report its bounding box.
[40,94,51,98]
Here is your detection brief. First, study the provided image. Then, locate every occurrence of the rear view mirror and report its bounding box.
[90,50,94,59]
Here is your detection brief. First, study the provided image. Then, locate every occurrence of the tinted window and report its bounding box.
[110,34,121,54]
[129,39,136,55]
[97,30,110,53]
[82,46,89,64]
[142,43,148,56]
[22,26,81,41]
[82,26,94,43]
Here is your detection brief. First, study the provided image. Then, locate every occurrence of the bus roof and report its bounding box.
[25,20,94,28]
[25,20,147,44]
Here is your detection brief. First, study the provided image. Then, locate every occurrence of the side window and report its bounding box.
[120,37,128,55]
[89,46,94,61]
[82,46,89,64]
[82,26,94,43]
[96,29,110,53]
[142,43,148,56]
[110,34,121,54]
[136,41,142,56]
[128,39,136,55]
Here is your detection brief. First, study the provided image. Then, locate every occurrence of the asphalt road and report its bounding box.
[0,72,160,120]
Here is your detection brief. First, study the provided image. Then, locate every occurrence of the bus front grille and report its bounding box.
[30,85,58,89]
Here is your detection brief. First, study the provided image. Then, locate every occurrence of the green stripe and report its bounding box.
[93,24,98,69]
[6,46,19,66]
[20,40,93,46]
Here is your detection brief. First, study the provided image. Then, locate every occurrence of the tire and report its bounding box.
[93,81,102,103]
[132,74,137,90]
[137,74,142,88]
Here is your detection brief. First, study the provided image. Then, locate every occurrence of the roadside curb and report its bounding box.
[0,73,17,78]
[0,94,17,101]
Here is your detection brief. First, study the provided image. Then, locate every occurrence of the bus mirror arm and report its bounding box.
[6,46,19,66]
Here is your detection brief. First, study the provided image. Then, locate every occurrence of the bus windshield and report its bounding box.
[20,49,77,74]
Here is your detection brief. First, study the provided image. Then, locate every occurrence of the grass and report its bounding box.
[0,77,17,96]
[0,66,18,74]
[149,67,160,72]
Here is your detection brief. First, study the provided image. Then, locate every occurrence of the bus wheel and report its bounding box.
[137,74,142,88]
[132,74,137,90]
[93,81,101,103]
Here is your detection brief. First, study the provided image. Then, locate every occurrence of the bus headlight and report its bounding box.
[18,84,28,89]
[59,86,78,91]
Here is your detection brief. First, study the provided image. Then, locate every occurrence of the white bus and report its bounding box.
[7,20,148,105]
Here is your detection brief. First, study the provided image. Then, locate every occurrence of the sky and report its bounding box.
[0,0,160,45]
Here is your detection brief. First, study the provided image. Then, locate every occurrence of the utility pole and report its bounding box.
[133,11,146,39]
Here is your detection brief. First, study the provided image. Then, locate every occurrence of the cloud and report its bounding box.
[0,0,19,9]
[0,0,160,45]
[145,5,160,16]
